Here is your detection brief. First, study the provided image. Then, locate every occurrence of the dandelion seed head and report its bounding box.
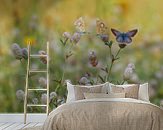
[41,93,47,104]
[38,77,47,88]
[11,43,22,60]
[79,77,90,85]
[16,90,24,101]
[50,92,57,100]
[70,32,81,44]
[21,48,28,60]
[63,32,71,39]
[32,98,38,104]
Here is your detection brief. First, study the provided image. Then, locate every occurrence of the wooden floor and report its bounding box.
[0,114,47,130]
[0,122,43,130]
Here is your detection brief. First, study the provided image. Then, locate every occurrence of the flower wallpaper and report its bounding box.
[0,0,163,113]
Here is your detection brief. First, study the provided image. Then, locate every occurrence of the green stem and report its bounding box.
[115,48,121,58]
[68,42,74,51]
[105,47,112,82]
[107,61,113,81]
[54,68,65,92]
[107,48,122,82]
[61,69,65,83]
[64,38,68,45]
[65,42,74,60]
[109,46,112,56]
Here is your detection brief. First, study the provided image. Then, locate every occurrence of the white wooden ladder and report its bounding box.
[24,42,50,124]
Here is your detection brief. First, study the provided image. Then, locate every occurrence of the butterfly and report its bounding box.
[74,17,86,33]
[96,19,109,35]
[111,28,138,44]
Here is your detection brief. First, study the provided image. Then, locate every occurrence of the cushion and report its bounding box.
[109,83,150,102]
[66,82,109,103]
[74,85,102,100]
[84,92,126,99]
[110,84,139,99]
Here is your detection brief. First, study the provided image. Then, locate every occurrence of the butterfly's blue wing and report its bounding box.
[111,28,121,36]
[116,34,132,43]
[126,29,138,37]
[116,35,124,43]
[111,28,124,43]
[125,29,137,43]
[124,36,132,43]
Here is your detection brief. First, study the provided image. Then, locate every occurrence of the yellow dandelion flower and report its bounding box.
[24,36,36,45]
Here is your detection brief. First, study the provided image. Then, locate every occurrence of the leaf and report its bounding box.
[120,80,125,85]
[101,67,108,73]
[90,79,94,85]
[60,38,67,46]
[60,39,64,45]
[66,52,73,59]
[98,75,105,83]
[115,57,120,60]
[105,40,113,48]
[106,67,108,73]
[53,79,62,84]
[116,81,121,85]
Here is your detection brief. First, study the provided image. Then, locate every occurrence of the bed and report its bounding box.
[42,98,163,130]
[40,82,163,130]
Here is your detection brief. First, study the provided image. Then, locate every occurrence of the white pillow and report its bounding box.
[138,83,149,102]
[66,82,76,103]
[66,82,110,103]
[108,82,150,102]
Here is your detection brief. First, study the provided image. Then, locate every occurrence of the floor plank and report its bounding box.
[0,122,44,130]
[13,123,30,130]
[22,123,38,129]
[0,123,6,127]
[4,123,21,130]
[34,122,43,127]
[0,123,14,129]
[0,114,46,123]
[0,113,45,129]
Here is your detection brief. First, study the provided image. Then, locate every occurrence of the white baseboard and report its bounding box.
[0,113,47,123]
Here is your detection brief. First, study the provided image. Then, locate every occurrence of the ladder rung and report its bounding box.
[27,104,47,107]
[28,88,47,91]
[30,54,47,58]
[29,70,47,73]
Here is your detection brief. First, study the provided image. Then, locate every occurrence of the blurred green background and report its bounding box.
[0,0,163,112]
